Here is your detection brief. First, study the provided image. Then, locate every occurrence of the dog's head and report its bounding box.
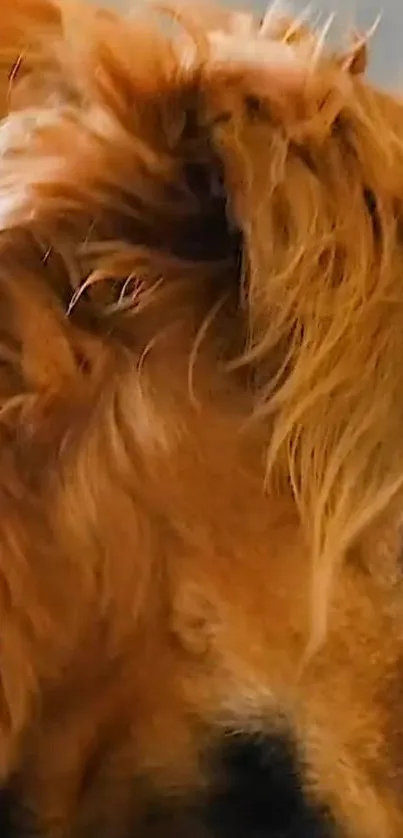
[1,3,403,838]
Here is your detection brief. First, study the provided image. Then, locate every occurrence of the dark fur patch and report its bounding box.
[0,788,19,838]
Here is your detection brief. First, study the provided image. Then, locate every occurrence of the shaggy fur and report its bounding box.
[0,1,403,836]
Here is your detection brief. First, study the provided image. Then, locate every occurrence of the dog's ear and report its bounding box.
[195,20,403,652]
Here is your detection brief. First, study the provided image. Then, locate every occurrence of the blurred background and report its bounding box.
[249,0,402,87]
[104,0,403,89]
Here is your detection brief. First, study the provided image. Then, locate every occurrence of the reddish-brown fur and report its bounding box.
[0,2,403,837]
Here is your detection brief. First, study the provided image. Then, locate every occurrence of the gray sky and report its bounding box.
[230,1,403,88]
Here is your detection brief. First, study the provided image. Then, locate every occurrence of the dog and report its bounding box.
[0,1,403,836]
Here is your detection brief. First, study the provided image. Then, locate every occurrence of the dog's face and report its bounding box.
[2,3,403,838]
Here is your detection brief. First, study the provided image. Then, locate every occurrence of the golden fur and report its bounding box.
[0,1,402,836]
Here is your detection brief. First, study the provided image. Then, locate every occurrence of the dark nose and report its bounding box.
[0,787,18,838]
[202,730,338,838]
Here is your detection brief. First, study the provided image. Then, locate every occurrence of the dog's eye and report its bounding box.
[244,94,270,121]
[363,187,377,218]
[363,187,382,243]
[288,140,317,174]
